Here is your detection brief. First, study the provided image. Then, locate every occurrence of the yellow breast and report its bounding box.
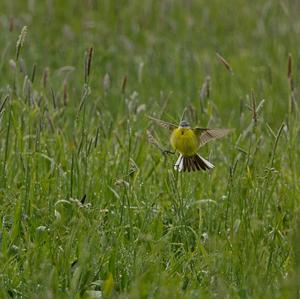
[170,128,199,156]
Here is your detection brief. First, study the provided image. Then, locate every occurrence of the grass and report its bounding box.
[0,0,300,298]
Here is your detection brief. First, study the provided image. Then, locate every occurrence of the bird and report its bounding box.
[148,116,233,172]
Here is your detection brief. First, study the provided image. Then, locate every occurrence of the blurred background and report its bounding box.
[1,0,299,121]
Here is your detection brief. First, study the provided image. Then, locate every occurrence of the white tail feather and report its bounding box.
[199,155,215,169]
[174,154,184,172]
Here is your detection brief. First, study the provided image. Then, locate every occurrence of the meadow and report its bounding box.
[0,0,300,298]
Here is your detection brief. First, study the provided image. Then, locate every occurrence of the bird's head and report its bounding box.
[179,120,190,128]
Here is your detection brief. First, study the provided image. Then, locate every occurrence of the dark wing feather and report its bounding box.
[147,116,177,131]
[194,128,234,147]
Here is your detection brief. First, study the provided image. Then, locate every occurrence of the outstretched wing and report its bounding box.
[194,128,234,147]
[147,115,177,131]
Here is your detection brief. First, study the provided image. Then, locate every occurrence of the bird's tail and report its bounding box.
[174,154,215,172]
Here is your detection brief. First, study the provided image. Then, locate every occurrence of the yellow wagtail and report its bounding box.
[148,116,233,172]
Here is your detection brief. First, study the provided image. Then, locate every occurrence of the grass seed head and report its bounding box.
[16,26,28,61]
[103,73,111,92]
[216,52,232,73]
